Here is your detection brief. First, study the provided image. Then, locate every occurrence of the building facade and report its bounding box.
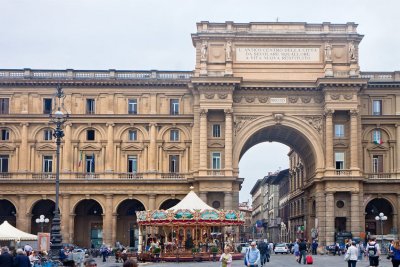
[0,21,400,248]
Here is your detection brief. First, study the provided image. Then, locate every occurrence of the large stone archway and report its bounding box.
[365,198,394,235]
[0,199,17,226]
[115,199,145,248]
[30,199,55,234]
[73,200,103,248]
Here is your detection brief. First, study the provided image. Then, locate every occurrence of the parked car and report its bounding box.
[274,243,289,254]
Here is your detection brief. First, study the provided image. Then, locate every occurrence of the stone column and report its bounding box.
[199,109,208,170]
[324,110,334,169]
[138,226,143,253]
[350,110,359,169]
[225,109,233,173]
[232,191,239,210]
[315,184,326,246]
[350,192,361,237]
[106,123,115,171]
[325,192,335,245]
[397,125,400,172]
[61,194,70,242]
[112,213,117,246]
[19,123,29,171]
[199,192,207,204]
[63,123,72,171]
[103,194,113,245]
[148,123,157,172]
[149,194,156,210]
[397,194,400,234]
[16,195,28,232]
[69,214,75,243]
[224,192,233,210]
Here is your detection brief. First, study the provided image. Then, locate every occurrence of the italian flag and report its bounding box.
[78,151,83,167]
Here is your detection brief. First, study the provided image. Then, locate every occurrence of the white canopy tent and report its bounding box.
[167,189,215,211]
[0,221,37,241]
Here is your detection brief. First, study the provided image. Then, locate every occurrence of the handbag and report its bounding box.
[344,251,350,261]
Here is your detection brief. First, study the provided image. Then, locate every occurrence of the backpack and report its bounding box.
[368,243,377,256]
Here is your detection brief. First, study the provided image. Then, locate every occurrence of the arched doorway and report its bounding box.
[0,199,17,226]
[159,199,180,210]
[116,199,145,248]
[365,198,394,235]
[74,200,103,248]
[31,200,55,234]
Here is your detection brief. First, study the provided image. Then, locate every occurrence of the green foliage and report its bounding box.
[153,247,161,254]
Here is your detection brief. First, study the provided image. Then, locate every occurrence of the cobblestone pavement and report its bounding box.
[94,254,394,267]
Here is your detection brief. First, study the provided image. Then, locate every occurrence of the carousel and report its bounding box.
[136,187,245,262]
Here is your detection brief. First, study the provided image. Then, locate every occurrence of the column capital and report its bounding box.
[65,122,73,127]
[324,109,334,117]
[149,122,158,127]
[106,122,115,127]
[62,194,71,199]
[148,194,156,199]
[350,109,359,117]
[105,194,114,199]
[20,122,29,127]
[18,194,27,199]
[200,109,208,117]
[225,191,233,195]
[224,109,232,115]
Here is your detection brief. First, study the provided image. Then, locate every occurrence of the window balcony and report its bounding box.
[366,173,394,179]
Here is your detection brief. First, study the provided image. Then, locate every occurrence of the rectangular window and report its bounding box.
[86,99,95,114]
[43,99,52,114]
[170,99,179,115]
[373,100,382,116]
[44,130,53,141]
[0,98,9,114]
[170,129,179,141]
[128,130,137,141]
[372,155,383,173]
[86,154,95,173]
[372,129,382,144]
[128,99,138,114]
[87,130,95,141]
[334,124,345,138]
[127,156,138,173]
[335,152,345,170]
[43,155,53,173]
[169,155,179,173]
[212,124,221,138]
[212,152,221,170]
[1,129,9,140]
[0,155,9,173]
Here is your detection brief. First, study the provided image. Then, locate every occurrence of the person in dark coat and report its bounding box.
[13,248,30,267]
[0,246,14,267]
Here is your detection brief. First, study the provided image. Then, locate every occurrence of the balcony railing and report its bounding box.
[335,170,352,176]
[0,172,189,180]
[207,170,223,176]
[366,173,394,179]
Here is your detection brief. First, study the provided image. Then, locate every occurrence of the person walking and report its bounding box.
[293,240,300,262]
[257,240,268,266]
[13,249,30,267]
[219,246,232,267]
[298,239,307,264]
[345,241,358,267]
[246,241,260,267]
[366,237,380,267]
[0,246,13,267]
[390,240,400,267]
[311,240,318,255]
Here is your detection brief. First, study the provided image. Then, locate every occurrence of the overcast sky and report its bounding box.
[1,0,399,203]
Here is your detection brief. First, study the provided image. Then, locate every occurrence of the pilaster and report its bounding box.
[224,109,233,175]
[16,194,28,232]
[199,109,208,171]
[61,194,70,242]
[148,123,157,172]
[148,194,156,210]
[397,125,400,172]
[350,110,359,170]
[350,192,361,237]
[325,192,335,245]
[106,123,115,171]
[224,191,233,210]
[19,123,29,171]
[324,110,334,170]
[103,194,113,245]
[63,122,72,171]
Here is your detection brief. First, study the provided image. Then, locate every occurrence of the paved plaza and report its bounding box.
[94,254,394,267]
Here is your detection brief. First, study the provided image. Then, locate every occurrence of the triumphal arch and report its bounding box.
[0,21,399,247]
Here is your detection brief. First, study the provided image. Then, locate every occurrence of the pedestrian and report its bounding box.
[122,259,138,267]
[312,240,318,255]
[390,240,400,267]
[246,241,260,267]
[366,237,380,267]
[293,239,300,262]
[344,241,358,267]
[13,248,30,267]
[23,244,32,256]
[0,246,14,267]
[298,238,307,264]
[257,240,268,266]
[219,246,232,267]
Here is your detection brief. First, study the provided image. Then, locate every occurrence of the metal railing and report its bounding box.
[366,173,394,179]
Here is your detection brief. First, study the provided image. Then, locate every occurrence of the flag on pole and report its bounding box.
[78,151,83,167]
[373,130,382,145]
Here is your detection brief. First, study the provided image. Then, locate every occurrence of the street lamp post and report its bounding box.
[375,212,388,250]
[35,215,50,232]
[49,85,68,260]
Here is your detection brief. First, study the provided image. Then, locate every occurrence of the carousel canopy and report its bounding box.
[136,189,245,226]
[168,190,215,211]
[0,221,38,241]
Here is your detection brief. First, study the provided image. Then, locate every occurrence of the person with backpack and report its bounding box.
[298,239,307,264]
[257,240,268,266]
[245,241,260,267]
[390,240,400,267]
[366,237,380,267]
